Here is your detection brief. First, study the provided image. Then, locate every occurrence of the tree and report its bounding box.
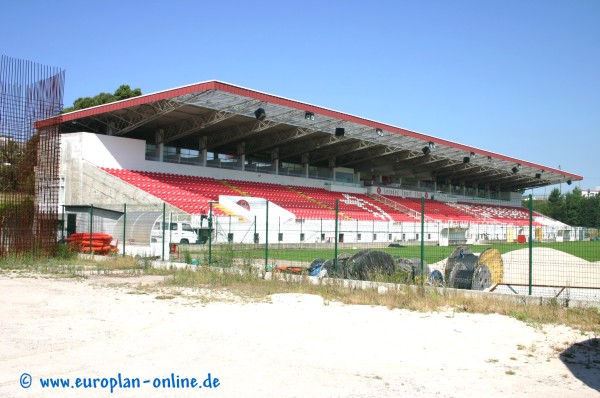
[564,188,583,226]
[114,84,142,101]
[530,188,600,229]
[0,140,24,193]
[546,188,565,221]
[0,134,41,195]
[62,84,142,113]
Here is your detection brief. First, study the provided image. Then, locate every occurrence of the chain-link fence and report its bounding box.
[63,194,599,301]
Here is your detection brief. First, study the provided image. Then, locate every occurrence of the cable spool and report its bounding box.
[448,263,476,289]
[345,250,396,280]
[445,246,477,289]
[397,258,430,284]
[477,248,503,285]
[322,253,352,278]
[472,264,492,290]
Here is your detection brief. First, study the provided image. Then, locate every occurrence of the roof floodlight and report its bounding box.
[422,146,431,155]
[304,111,315,120]
[376,128,384,137]
[512,166,519,174]
[567,179,572,185]
[254,108,266,121]
[335,127,345,137]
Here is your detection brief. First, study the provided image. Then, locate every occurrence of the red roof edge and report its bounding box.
[35,80,583,181]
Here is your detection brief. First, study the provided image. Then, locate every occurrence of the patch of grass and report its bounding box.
[155,295,175,300]
[0,251,147,278]
[191,241,600,266]
[3,249,600,334]
[505,370,516,375]
[159,266,600,333]
[485,358,499,363]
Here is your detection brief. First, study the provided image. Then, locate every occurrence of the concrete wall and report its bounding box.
[61,133,165,207]
[60,132,368,198]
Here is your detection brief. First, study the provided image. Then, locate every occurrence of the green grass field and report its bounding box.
[197,240,600,265]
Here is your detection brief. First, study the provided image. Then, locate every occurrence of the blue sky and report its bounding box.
[3,0,599,194]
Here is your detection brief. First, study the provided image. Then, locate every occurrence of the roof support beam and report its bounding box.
[245,127,318,155]
[162,98,263,144]
[202,109,298,150]
[107,90,215,136]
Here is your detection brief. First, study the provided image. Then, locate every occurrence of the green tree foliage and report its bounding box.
[529,187,600,228]
[0,140,24,193]
[0,134,39,195]
[63,84,142,113]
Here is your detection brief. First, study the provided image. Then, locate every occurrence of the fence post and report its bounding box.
[61,205,65,241]
[420,197,425,286]
[161,202,166,261]
[265,200,269,269]
[208,201,213,265]
[122,203,126,257]
[169,211,173,247]
[528,194,533,295]
[334,199,339,275]
[89,204,94,254]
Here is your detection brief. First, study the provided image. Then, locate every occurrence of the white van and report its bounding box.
[151,221,198,244]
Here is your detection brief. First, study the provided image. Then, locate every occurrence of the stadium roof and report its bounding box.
[38,80,582,191]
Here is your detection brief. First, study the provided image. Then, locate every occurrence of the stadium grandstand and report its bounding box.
[36,81,584,256]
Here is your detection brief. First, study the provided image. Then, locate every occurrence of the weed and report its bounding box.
[155,295,175,300]
[182,249,192,264]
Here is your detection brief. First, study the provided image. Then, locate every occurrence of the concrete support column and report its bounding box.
[301,153,310,178]
[271,148,279,175]
[237,142,246,171]
[328,157,336,181]
[199,136,208,167]
[155,129,164,162]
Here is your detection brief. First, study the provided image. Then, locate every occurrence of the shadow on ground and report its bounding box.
[560,338,600,392]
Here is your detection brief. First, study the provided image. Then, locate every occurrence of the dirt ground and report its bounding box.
[0,271,599,398]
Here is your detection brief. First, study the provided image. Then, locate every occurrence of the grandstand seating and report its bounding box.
[289,186,418,222]
[451,202,541,225]
[224,180,419,221]
[382,196,479,223]
[101,167,540,225]
[101,168,237,216]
